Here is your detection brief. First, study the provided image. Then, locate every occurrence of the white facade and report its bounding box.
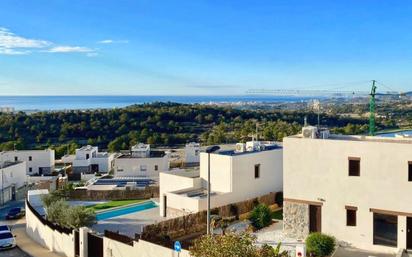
[114,144,169,178]
[283,132,412,253]
[0,161,26,204]
[159,141,283,216]
[184,142,200,164]
[0,149,54,175]
[72,145,115,173]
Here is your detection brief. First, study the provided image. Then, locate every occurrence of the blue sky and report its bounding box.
[0,0,412,95]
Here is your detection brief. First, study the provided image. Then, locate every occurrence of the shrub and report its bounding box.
[249,204,272,229]
[305,233,336,257]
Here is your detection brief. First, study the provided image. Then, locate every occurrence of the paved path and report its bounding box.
[1,216,61,257]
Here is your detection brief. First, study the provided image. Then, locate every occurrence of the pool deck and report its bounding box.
[92,206,168,237]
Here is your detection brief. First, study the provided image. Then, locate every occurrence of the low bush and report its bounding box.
[249,204,272,229]
[305,232,336,257]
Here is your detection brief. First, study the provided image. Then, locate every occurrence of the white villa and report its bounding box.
[184,142,200,164]
[113,143,169,178]
[0,149,55,175]
[70,145,115,174]
[283,126,412,253]
[159,141,283,217]
[0,160,26,204]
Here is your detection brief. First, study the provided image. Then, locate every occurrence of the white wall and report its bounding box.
[25,201,75,257]
[0,162,26,189]
[165,148,283,213]
[200,153,232,193]
[159,171,202,216]
[1,149,54,175]
[284,135,412,253]
[114,156,169,178]
[104,237,191,257]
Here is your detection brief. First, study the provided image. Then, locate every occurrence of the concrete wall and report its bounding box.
[0,162,27,204]
[25,201,75,257]
[283,135,412,253]
[114,156,169,177]
[104,237,191,257]
[200,153,232,193]
[1,149,54,175]
[159,171,202,216]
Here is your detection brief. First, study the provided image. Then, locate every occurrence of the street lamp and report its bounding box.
[205,145,220,235]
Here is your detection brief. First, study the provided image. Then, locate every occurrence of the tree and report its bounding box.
[306,233,336,257]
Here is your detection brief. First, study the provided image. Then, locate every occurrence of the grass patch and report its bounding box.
[271,209,283,220]
[87,199,146,211]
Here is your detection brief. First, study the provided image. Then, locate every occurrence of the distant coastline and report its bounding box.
[0,95,323,111]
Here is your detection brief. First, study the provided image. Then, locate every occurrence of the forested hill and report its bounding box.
[0,102,369,157]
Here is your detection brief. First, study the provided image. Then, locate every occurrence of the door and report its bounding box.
[88,233,103,257]
[407,217,412,249]
[11,186,16,201]
[163,195,167,217]
[74,230,80,257]
[309,205,322,233]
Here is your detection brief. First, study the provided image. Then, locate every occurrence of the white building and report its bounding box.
[159,141,283,217]
[0,161,26,205]
[0,149,55,175]
[114,143,169,178]
[184,142,200,164]
[72,145,115,174]
[283,126,412,253]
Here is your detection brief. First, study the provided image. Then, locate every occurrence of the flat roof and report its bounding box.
[118,150,166,158]
[290,134,412,145]
[217,145,282,156]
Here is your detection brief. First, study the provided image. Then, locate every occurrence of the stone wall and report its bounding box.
[283,201,309,240]
[69,186,159,201]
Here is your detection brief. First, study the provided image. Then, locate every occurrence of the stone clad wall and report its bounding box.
[283,201,309,240]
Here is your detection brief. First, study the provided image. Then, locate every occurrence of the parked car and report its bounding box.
[0,225,11,233]
[5,208,25,220]
[0,231,16,250]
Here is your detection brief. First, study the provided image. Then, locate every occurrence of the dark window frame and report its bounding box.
[29,156,32,161]
[348,157,360,176]
[345,206,357,226]
[373,212,398,247]
[254,164,260,179]
[154,165,158,171]
[408,161,412,181]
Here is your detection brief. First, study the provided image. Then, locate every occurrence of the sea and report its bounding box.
[0,95,319,111]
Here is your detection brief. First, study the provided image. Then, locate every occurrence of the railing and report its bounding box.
[104,230,134,246]
[26,199,73,235]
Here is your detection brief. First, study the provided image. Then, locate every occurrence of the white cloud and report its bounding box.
[0,48,30,55]
[98,39,129,44]
[0,27,97,56]
[47,46,94,53]
[0,27,51,49]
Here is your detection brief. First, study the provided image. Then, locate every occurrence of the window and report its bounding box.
[29,167,32,172]
[86,153,90,159]
[345,206,357,226]
[373,213,397,247]
[408,162,412,181]
[254,164,260,178]
[14,156,18,162]
[29,156,32,161]
[154,165,158,171]
[348,157,360,176]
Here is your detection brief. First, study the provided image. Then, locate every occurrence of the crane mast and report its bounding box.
[369,80,377,136]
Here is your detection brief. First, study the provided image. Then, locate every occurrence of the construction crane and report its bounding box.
[246,80,405,136]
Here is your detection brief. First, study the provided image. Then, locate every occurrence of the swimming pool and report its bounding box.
[95,201,157,221]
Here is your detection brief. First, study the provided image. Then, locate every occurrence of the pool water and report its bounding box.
[96,201,157,221]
